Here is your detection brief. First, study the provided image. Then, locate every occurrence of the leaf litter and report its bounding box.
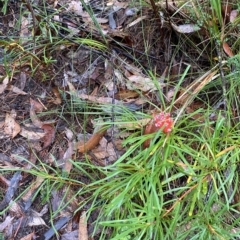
[0,0,239,239]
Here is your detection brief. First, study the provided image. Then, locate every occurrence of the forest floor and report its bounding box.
[0,0,239,239]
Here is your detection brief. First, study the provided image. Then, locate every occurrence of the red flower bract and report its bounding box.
[153,112,173,133]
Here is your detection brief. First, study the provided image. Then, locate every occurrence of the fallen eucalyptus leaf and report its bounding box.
[171,23,201,33]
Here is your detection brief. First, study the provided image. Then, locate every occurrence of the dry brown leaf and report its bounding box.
[100,138,118,162]
[166,88,176,102]
[91,146,108,161]
[113,0,128,9]
[0,175,10,186]
[27,210,46,226]
[30,102,43,128]
[126,15,148,28]
[63,129,74,173]
[0,216,14,231]
[174,69,218,106]
[104,59,114,79]
[116,90,139,99]
[30,98,44,112]
[25,149,37,170]
[67,1,83,15]
[126,75,161,92]
[223,42,234,57]
[61,230,78,240]
[20,125,46,140]
[20,16,30,41]
[21,176,44,201]
[171,23,201,33]
[65,128,74,141]
[185,106,205,122]
[0,75,26,95]
[142,119,158,149]
[77,93,121,104]
[20,232,35,240]
[78,211,88,240]
[19,72,27,90]
[95,17,108,24]
[51,87,62,105]
[86,129,123,163]
[63,148,74,173]
[104,80,114,91]
[156,1,196,18]
[0,76,9,94]
[10,109,17,118]
[41,124,55,148]
[77,126,108,153]
[174,67,221,123]
[4,113,21,138]
[133,97,148,105]
[8,85,27,95]
[9,200,24,217]
[67,80,77,93]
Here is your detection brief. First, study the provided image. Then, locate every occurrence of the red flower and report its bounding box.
[153,112,173,133]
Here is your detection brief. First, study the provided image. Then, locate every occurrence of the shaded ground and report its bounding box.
[0,0,239,239]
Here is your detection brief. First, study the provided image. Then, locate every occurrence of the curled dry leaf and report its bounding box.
[223,42,234,57]
[41,124,55,149]
[77,126,108,153]
[4,113,21,138]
